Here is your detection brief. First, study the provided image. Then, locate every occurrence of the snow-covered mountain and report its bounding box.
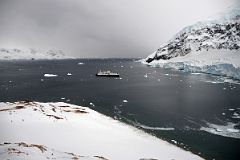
[144,6,240,79]
[0,48,71,60]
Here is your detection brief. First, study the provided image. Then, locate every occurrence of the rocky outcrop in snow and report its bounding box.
[0,48,71,60]
[0,142,106,160]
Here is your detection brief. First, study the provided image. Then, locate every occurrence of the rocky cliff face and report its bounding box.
[146,7,240,63]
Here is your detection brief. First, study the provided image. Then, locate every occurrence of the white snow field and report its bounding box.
[0,101,203,160]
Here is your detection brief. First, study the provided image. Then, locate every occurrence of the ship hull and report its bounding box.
[96,74,119,77]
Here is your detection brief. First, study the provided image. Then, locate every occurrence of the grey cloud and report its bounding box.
[0,0,238,58]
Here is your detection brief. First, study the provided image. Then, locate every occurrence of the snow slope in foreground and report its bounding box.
[0,101,203,160]
[143,49,240,80]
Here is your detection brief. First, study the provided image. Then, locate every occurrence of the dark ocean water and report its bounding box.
[0,59,240,160]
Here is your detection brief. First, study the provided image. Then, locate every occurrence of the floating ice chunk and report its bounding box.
[229,108,235,111]
[222,112,226,115]
[210,81,218,84]
[89,102,95,106]
[165,74,169,76]
[171,140,177,144]
[232,112,240,119]
[144,74,148,78]
[77,62,84,65]
[61,97,65,100]
[129,121,175,131]
[67,73,72,76]
[227,128,239,133]
[123,100,128,103]
[200,122,240,139]
[139,125,174,131]
[191,73,201,75]
[44,74,58,77]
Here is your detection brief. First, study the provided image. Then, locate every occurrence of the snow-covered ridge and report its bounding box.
[0,101,203,160]
[0,48,71,60]
[144,6,240,80]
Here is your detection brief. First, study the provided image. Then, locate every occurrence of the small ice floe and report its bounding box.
[77,62,84,65]
[44,74,58,77]
[9,80,12,83]
[232,112,240,119]
[123,100,128,103]
[191,73,201,75]
[222,112,226,115]
[144,74,148,78]
[40,79,44,82]
[211,81,218,84]
[61,97,65,100]
[171,140,177,144]
[140,125,174,131]
[67,73,72,76]
[200,122,240,139]
[120,66,124,68]
[165,74,169,76]
[130,121,175,131]
[157,79,161,82]
[89,102,95,107]
[223,87,227,90]
[229,108,235,111]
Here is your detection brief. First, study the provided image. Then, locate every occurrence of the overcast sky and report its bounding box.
[0,0,238,58]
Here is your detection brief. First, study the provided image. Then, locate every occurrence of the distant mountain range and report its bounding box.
[0,48,71,60]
